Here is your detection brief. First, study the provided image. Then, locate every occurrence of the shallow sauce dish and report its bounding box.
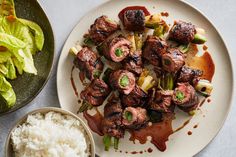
[5,107,95,157]
[57,0,233,157]
[0,0,54,115]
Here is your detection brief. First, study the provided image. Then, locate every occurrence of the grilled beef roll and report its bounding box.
[89,15,120,45]
[122,107,148,130]
[177,66,203,85]
[149,90,174,113]
[109,70,136,95]
[123,50,143,75]
[80,79,111,106]
[74,47,104,80]
[121,85,147,107]
[172,83,199,112]
[169,21,196,44]
[122,10,145,32]
[143,36,168,66]
[102,99,124,138]
[162,48,185,73]
[102,37,131,62]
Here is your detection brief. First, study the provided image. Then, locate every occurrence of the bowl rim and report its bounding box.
[5,107,96,157]
[0,0,56,116]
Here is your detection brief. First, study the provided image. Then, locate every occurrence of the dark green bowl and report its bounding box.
[0,0,55,115]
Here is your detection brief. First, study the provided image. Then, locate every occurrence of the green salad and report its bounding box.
[0,0,44,111]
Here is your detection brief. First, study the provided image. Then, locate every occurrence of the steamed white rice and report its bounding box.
[11,111,90,157]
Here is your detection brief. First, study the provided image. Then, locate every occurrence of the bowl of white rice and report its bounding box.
[5,107,95,157]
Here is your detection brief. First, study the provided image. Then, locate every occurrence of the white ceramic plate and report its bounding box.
[57,0,233,156]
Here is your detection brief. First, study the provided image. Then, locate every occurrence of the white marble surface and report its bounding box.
[0,0,235,156]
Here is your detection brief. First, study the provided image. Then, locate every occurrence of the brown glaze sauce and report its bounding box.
[186,44,215,82]
[193,124,198,129]
[147,148,153,153]
[207,99,211,103]
[0,46,7,52]
[174,118,192,133]
[161,12,169,17]
[129,114,174,152]
[187,131,192,135]
[203,45,208,51]
[70,66,79,97]
[79,71,86,84]
[83,109,104,136]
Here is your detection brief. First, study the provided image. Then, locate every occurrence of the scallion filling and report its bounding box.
[120,75,129,87]
[115,48,123,57]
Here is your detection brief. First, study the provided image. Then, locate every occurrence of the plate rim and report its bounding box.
[56,0,234,156]
[0,0,56,116]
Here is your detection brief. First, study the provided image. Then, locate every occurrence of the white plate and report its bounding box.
[57,0,233,156]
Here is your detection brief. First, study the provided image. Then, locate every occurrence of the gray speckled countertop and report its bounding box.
[0,0,235,156]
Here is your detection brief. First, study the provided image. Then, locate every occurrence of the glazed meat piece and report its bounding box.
[89,15,120,45]
[109,70,136,95]
[123,50,143,75]
[169,21,196,44]
[80,79,111,106]
[143,36,168,66]
[102,37,131,62]
[104,99,123,118]
[149,90,175,113]
[102,99,124,138]
[121,85,147,107]
[122,107,148,130]
[74,47,104,80]
[102,114,124,138]
[123,10,145,32]
[162,48,185,73]
[172,83,199,112]
[177,66,203,84]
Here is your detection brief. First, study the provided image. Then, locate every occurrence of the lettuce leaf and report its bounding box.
[5,58,16,79]
[0,0,16,17]
[0,50,11,63]
[0,64,8,75]
[0,32,26,49]
[0,87,16,110]
[19,18,44,51]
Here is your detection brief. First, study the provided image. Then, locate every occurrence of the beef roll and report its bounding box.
[172,83,199,112]
[121,85,147,107]
[149,90,174,113]
[169,21,196,44]
[143,36,168,66]
[109,70,136,95]
[74,47,104,80]
[123,50,143,75]
[102,99,124,138]
[89,15,120,45]
[122,107,148,130]
[122,10,145,32]
[177,66,203,84]
[162,48,185,73]
[102,37,131,62]
[80,79,111,106]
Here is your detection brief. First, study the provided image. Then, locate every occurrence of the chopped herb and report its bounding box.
[84,37,94,46]
[164,59,171,66]
[125,111,133,122]
[176,91,185,101]
[103,134,111,151]
[115,48,123,57]
[120,75,129,87]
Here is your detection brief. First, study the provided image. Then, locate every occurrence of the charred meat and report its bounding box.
[89,15,120,45]
[122,107,148,130]
[80,79,111,106]
[123,10,145,32]
[109,70,136,95]
[102,37,131,62]
[177,66,203,84]
[149,90,174,113]
[162,48,185,73]
[169,21,196,44]
[123,50,143,75]
[121,85,147,107]
[74,47,104,80]
[172,83,199,112]
[143,36,168,66]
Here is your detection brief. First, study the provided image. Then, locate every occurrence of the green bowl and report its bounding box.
[0,0,55,115]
